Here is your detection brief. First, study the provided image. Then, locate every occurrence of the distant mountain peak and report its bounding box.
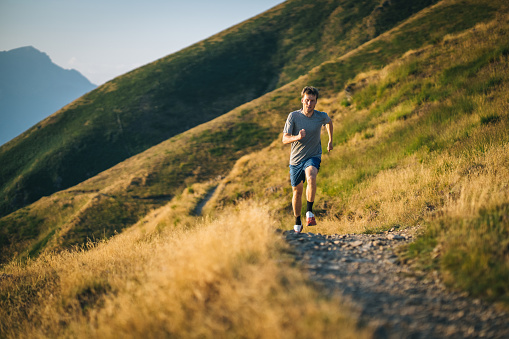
[0,46,96,146]
[0,45,52,64]
[6,45,40,53]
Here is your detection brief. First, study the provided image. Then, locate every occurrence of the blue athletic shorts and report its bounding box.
[289,157,321,187]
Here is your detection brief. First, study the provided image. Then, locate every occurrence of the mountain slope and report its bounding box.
[0,0,439,218]
[1,8,508,337]
[0,46,96,146]
[0,0,504,265]
[209,12,509,304]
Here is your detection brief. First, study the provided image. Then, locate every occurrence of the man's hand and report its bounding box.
[298,129,306,140]
[327,141,333,152]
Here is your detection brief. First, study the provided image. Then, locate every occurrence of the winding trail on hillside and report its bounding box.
[283,229,509,339]
[193,185,218,216]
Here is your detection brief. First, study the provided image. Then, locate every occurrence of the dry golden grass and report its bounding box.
[204,13,509,304]
[211,11,509,230]
[2,4,509,335]
[131,179,222,234]
[0,201,370,338]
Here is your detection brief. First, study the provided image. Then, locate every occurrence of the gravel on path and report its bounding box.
[283,228,509,339]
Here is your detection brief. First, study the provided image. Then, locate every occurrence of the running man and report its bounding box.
[282,86,333,233]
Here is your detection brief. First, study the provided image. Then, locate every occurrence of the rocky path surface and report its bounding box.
[283,228,509,339]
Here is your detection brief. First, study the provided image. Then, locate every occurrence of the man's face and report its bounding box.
[302,93,317,114]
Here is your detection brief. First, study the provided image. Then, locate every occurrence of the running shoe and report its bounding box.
[306,211,317,226]
[294,224,303,233]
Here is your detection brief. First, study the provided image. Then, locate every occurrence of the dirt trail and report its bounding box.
[192,185,218,216]
[283,229,509,339]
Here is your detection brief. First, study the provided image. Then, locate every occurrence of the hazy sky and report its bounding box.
[0,0,284,85]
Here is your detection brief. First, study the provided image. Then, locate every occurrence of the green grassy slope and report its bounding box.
[0,0,438,219]
[211,11,509,304]
[0,2,503,266]
[2,12,509,331]
[0,0,503,264]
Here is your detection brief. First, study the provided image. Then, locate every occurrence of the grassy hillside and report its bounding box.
[0,0,503,264]
[0,0,438,218]
[0,202,372,338]
[1,1,509,336]
[210,13,509,304]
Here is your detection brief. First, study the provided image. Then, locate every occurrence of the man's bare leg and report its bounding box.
[292,182,304,218]
[304,166,318,226]
[305,166,318,203]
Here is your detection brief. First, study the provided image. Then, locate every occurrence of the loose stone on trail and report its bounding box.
[350,240,363,247]
[387,234,406,240]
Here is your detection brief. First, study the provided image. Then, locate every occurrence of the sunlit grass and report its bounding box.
[0,202,370,338]
[3,0,507,265]
[211,13,509,304]
[2,3,509,337]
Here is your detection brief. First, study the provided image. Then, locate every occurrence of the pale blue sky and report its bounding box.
[0,0,284,85]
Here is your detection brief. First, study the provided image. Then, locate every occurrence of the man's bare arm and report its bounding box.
[326,121,333,152]
[282,129,306,144]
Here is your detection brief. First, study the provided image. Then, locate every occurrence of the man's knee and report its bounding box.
[292,183,304,195]
[305,166,318,180]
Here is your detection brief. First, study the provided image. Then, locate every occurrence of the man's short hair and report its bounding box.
[301,86,319,100]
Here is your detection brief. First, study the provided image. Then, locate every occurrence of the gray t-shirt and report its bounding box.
[283,109,331,165]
